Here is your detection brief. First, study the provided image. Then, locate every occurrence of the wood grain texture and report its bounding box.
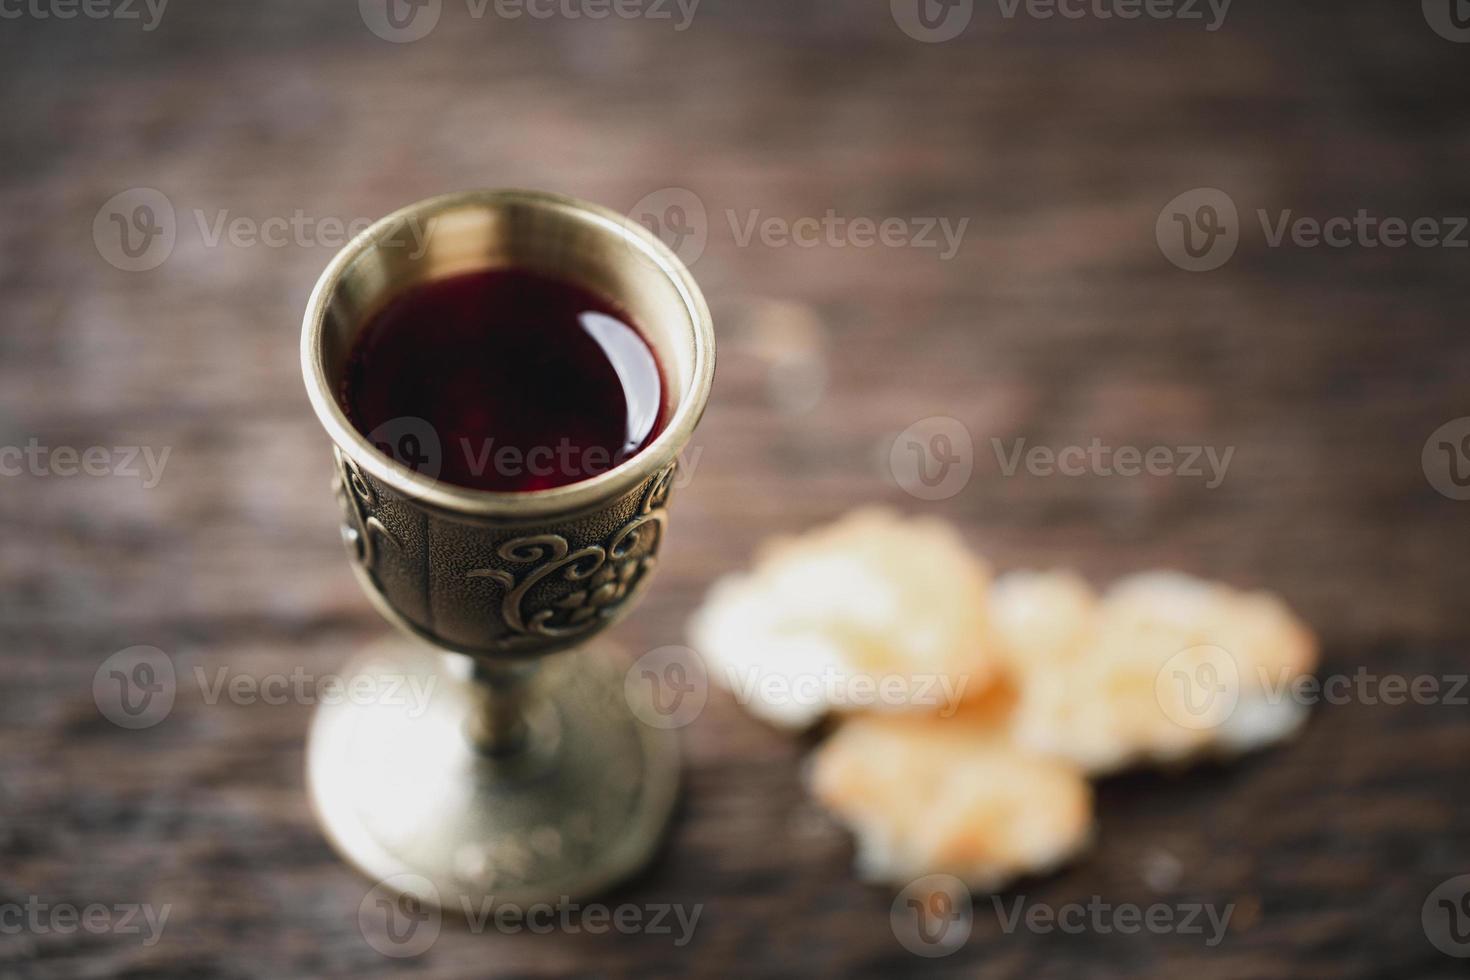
[2,1,1468,976]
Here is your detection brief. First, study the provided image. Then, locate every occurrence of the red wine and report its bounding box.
[342,267,666,493]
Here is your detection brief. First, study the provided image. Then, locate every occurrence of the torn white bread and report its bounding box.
[991,569,1100,672]
[808,706,1095,891]
[997,570,1319,775]
[688,508,998,729]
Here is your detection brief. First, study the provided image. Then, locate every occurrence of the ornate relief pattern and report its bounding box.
[333,446,400,568]
[468,465,676,648]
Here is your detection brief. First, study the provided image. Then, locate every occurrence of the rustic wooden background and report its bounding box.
[3,0,1469,976]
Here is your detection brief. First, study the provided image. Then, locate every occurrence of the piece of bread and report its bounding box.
[688,508,997,729]
[991,569,1099,671]
[808,703,1095,891]
[689,509,1319,891]
[998,570,1319,775]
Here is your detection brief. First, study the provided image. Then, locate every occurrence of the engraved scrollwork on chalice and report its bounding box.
[468,464,676,646]
[332,446,400,567]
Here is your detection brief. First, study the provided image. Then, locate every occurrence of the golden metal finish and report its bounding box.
[300,189,714,911]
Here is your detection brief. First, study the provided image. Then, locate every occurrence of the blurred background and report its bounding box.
[2,0,1469,976]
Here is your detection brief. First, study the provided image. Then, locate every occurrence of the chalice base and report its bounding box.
[306,639,679,912]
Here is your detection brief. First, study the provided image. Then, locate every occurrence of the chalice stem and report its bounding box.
[465,657,541,755]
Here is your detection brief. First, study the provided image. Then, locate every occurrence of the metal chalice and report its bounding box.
[299,189,714,911]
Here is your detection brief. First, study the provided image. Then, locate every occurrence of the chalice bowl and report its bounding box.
[300,190,714,910]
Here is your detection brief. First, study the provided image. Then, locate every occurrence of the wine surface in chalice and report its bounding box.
[343,267,667,493]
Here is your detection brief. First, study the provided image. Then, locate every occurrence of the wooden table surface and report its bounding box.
[3,1,1469,976]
